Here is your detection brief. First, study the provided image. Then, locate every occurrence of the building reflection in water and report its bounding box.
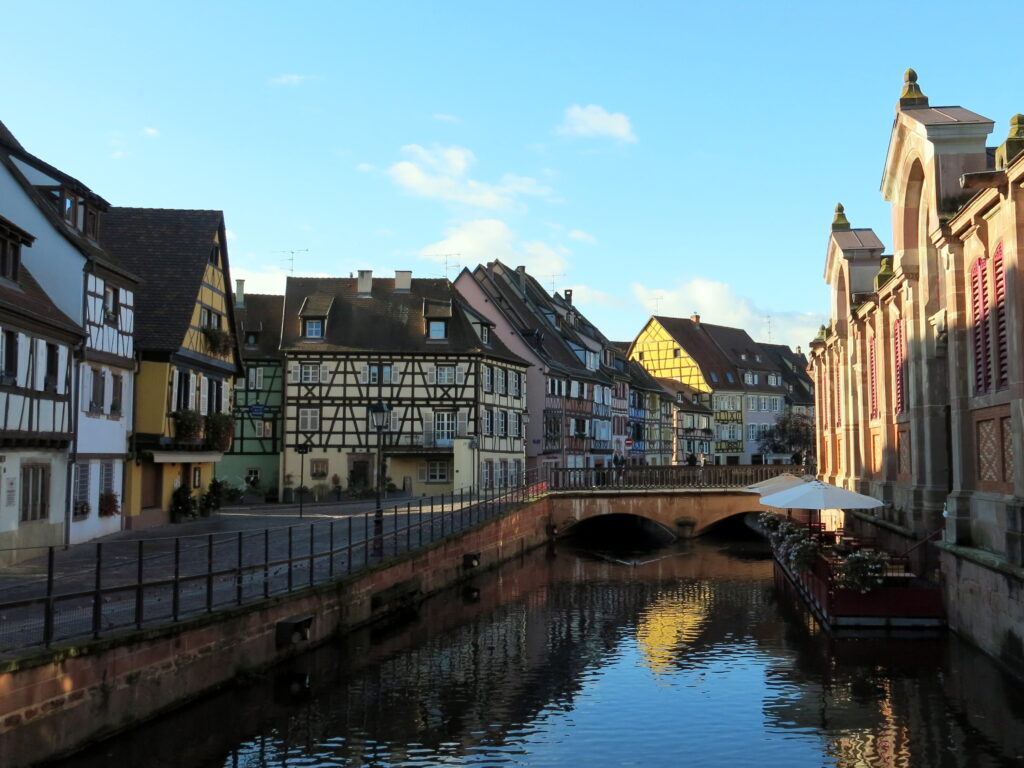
[48,539,1024,768]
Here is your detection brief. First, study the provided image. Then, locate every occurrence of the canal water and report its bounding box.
[51,530,1024,768]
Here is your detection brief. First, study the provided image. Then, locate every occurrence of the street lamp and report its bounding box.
[369,401,390,556]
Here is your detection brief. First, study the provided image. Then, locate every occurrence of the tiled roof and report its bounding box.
[627,359,669,395]
[0,263,83,338]
[237,294,284,361]
[758,342,814,405]
[102,208,227,353]
[652,316,740,387]
[656,377,713,414]
[0,121,134,282]
[280,276,528,365]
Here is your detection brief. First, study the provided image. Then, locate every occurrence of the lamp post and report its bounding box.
[369,401,390,557]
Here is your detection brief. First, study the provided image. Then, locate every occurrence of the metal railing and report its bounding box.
[548,463,802,490]
[0,471,547,654]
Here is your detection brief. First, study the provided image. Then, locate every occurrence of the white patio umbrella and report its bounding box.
[743,473,809,495]
[759,480,883,510]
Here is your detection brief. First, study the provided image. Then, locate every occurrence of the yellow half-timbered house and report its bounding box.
[281,271,529,498]
[102,209,242,526]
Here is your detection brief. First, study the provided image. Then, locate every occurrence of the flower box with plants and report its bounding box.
[98,491,120,517]
[205,412,234,452]
[201,327,234,357]
[172,409,203,442]
[838,549,891,594]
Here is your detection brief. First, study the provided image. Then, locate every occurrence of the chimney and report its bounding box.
[235,279,245,308]
[357,269,372,297]
[690,313,700,325]
[564,288,573,306]
[395,269,412,293]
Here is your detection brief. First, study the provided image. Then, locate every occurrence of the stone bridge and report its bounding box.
[544,465,804,538]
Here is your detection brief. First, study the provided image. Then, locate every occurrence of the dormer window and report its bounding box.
[428,320,447,340]
[85,208,99,239]
[245,332,259,347]
[305,319,323,338]
[61,191,77,226]
[0,234,21,282]
[481,325,489,344]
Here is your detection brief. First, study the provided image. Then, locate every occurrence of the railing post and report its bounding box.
[206,533,214,612]
[135,540,144,630]
[287,526,294,592]
[309,523,315,587]
[263,528,270,598]
[172,538,180,622]
[364,511,370,564]
[406,502,411,551]
[44,546,55,647]
[347,515,353,574]
[92,542,103,639]
[329,520,335,579]
[236,531,244,605]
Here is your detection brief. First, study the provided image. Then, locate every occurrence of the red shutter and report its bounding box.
[970,258,991,393]
[869,337,878,419]
[833,366,841,428]
[993,243,1008,390]
[893,318,905,414]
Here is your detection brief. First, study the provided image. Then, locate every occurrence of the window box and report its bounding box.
[98,491,120,517]
[172,409,203,442]
[205,412,235,452]
[201,327,234,356]
[104,309,118,325]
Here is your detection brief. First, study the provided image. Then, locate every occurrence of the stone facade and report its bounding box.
[809,70,1024,677]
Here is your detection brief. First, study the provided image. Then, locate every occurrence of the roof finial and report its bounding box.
[899,68,928,109]
[1009,114,1024,139]
[995,114,1024,169]
[831,203,851,231]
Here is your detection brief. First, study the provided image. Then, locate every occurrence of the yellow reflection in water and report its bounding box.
[634,586,710,674]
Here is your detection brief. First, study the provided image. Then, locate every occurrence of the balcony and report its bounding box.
[382,433,456,452]
[591,439,613,453]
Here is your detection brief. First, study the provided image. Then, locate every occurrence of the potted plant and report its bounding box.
[172,409,203,442]
[205,412,234,452]
[201,327,234,356]
[839,550,891,594]
[331,472,342,501]
[98,491,120,517]
[109,397,122,416]
[74,500,91,519]
[170,484,197,522]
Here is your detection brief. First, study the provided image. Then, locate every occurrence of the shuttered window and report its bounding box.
[893,318,905,414]
[869,336,878,419]
[993,243,1008,390]
[970,257,991,393]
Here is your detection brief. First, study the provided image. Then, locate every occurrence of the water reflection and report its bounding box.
[50,538,1024,768]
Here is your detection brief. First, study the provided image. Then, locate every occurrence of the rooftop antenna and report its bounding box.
[765,313,774,343]
[652,295,664,314]
[276,248,308,274]
[423,252,461,279]
[544,272,564,293]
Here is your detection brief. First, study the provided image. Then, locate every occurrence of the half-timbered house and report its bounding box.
[281,271,528,497]
[220,282,284,498]
[455,262,608,474]
[0,119,139,544]
[102,208,242,526]
[0,217,82,562]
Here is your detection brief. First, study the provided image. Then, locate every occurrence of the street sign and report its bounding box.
[296,445,310,455]
[249,403,266,418]
[624,438,634,448]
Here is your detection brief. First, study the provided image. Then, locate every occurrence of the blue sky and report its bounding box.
[4,1,1021,350]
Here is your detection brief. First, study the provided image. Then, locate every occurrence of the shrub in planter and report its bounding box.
[205,412,234,452]
[171,484,198,522]
[786,535,820,572]
[201,327,234,356]
[839,550,890,594]
[173,410,203,441]
[98,491,120,517]
[205,478,228,513]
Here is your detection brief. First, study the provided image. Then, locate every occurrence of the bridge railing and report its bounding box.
[547,463,807,491]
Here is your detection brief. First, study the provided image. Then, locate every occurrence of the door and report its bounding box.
[141,462,162,509]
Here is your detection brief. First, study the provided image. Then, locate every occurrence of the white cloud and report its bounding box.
[387,144,552,209]
[355,162,374,173]
[557,104,637,143]
[631,278,826,352]
[268,74,312,86]
[419,219,569,277]
[110,150,128,160]
[142,127,159,137]
[230,264,330,295]
[568,229,597,244]
[225,229,237,241]
[432,113,461,123]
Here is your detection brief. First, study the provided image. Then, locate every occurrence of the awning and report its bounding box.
[148,451,224,464]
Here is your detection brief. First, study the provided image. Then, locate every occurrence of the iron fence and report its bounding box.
[0,472,547,654]
[548,463,807,490]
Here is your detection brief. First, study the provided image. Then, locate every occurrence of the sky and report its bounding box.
[4,1,1022,352]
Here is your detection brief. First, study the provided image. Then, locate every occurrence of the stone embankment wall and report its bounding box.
[0,498,554,768]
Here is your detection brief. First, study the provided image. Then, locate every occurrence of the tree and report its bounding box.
[757,412,815,457]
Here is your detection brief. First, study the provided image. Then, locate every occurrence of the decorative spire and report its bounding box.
[874,256,894,291]
[996,114,1024,170]
[831,203,851,231]
[899,68,929,109]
